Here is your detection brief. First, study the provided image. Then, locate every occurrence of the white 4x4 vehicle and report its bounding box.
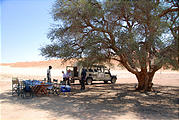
[66,65,117,85]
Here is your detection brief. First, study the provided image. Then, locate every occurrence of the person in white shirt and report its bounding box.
[66,69,72,85]
[62,71,66,81]
[47,66,52,83]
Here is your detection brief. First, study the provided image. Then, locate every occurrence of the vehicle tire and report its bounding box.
[104,81,108,84]
[86,78,93,85]
[111,77,116,84]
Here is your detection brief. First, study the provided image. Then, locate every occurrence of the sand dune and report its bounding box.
[0,59,75,68]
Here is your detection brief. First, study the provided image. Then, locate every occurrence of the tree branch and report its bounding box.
[158,8,179,17]
[113,55,138,75]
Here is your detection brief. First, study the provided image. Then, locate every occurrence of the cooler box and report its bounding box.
[60,85,71,92]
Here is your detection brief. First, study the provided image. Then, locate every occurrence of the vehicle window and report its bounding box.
[88,69,93,72]
[104,69,108,73]
[97,68,101,72]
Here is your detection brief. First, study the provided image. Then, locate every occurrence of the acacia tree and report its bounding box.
[41,0,178,91]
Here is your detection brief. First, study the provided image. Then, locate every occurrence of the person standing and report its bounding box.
[62,71,66,84]
[47,66,52,83]
[81,68,86,90]
[66,69,72,85]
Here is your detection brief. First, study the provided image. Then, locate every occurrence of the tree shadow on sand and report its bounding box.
[1,83,179,120]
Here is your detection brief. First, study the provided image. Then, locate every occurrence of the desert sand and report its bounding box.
[0,60,179,120]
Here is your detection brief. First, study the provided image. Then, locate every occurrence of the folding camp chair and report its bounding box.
[52,79,60,95]
[12,77,20,96]
[53,79,58,88]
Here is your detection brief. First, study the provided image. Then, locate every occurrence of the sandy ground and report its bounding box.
[0,65,179,120]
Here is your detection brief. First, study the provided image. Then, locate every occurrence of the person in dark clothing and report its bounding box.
[47,66,52,83]
[81,68,86,90]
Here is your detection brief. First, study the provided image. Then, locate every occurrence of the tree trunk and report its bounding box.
[135,72,155,91]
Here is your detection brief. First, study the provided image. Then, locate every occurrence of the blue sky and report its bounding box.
[1,0,56,63]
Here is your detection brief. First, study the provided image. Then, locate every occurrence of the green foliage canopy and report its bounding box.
[41,0,179,73]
